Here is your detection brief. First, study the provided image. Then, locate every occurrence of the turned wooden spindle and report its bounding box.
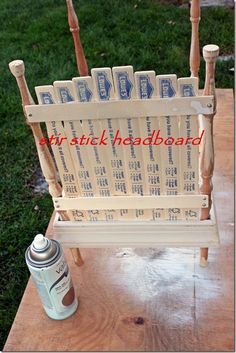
[189,0,200,78]
[199,44,219,266]
[9,60,84,267]
[66,0,88,76]
[9,60,61,197]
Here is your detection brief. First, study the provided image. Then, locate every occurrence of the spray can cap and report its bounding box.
[27,234,59,265]
[33,234,48,250]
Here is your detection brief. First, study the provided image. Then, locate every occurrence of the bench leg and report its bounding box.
[71,248,84,266]
[200,247,208,267]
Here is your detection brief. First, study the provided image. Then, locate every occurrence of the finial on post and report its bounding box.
[66,0,88,76]
[199,44,219,266]
[189,0,200,78]
[202,44,220,99]
[9,60,35,109]
[9,59,26,78]
[9,59,84,267]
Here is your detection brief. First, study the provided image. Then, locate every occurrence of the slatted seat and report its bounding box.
[9,0,220,267]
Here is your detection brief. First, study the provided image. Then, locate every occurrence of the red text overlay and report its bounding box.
[39,129,204,146]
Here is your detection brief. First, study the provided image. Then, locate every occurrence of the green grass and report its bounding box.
[0,0,233,348]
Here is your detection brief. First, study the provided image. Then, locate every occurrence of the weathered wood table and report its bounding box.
[4,89,234,351]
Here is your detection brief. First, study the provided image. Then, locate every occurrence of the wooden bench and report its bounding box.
[9,0,219,268]
[3,88,234,351]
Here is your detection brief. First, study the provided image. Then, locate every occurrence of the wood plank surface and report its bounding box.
[4,89,234,352]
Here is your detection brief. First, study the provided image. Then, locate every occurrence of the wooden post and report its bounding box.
[66,0,88,76]
[9,60,84,267]
[200,44,219,267]
[189,0,200,78]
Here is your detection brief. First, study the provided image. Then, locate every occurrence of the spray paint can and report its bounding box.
[25,234,78,320]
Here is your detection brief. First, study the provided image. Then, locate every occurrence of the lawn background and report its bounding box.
[0,0,233,349]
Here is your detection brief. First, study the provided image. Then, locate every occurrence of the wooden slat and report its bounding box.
[25,95,214,122]
[53,205,219,248]
[178,77,200,220]
[156,75,183,220]
[53,194,208,210]
[134,71,165,220]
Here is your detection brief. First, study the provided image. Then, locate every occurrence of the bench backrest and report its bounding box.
[23,66,214,222]
[9,0,219,227]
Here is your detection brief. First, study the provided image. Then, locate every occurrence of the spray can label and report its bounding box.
[26,237,78,320]
[28,254,75,313]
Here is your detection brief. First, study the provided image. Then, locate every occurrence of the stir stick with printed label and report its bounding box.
[156,75,182,220]
[112,66,151,220]
[134,71,165,220]
[178,77,200,220]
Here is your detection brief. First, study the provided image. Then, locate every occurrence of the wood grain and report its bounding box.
[66,0,88,76]
[3,89,234,351]
[8,60,62,199]
[134,70,165,220]
[200,45,219,221]
[190,0,200,78]
[178,77,200,221]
